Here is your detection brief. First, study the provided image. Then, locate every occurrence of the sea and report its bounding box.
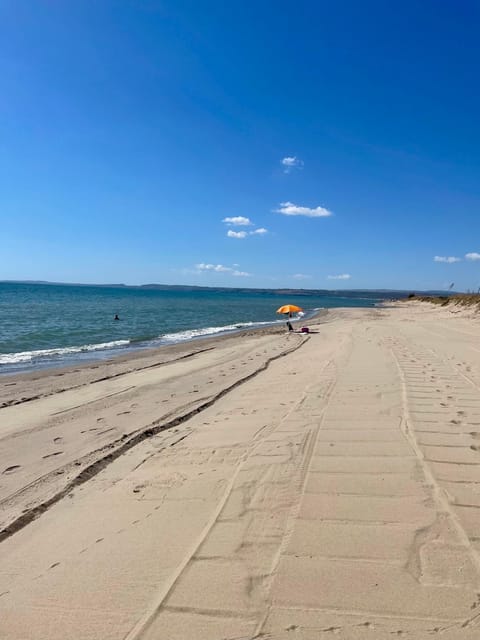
[0,282,396,375]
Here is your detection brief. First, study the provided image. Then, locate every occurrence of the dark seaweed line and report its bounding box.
[0,336,308,544]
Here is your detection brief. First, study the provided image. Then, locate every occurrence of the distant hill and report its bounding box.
[0,280,454,297]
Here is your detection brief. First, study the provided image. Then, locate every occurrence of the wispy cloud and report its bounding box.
[196,263,231,272]
[327,274,351,280]
[222,216,252,226]
[195,263,251,277]
[434,256,461,263]
[223,216,267,238]
[227,230,248,239]
[292,273,311,280]
[466,252,480,261]
[281,156,303,173]
[275,201,333,217]
[227,228,268,238]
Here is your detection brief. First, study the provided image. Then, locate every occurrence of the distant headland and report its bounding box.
[0,280,450,297]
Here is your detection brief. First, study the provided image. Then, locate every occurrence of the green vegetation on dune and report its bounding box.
[408,293,480,309]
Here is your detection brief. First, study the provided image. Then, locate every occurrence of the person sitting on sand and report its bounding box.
[286,320,293,332]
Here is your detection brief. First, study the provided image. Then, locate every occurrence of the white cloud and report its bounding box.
[466,252,480,261]
[195,263,251,277]
[227,228,268,238]
[275,201,333,217]
[327,274,351,280]
[195,263,231,272]
[281,156,303,173]
[222,216,267,238]
[292,273,311,280]
[222,216,252,226]
[434,256,461,263]
[227,230,248,239]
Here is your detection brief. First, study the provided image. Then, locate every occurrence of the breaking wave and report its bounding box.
[0,340,131,365]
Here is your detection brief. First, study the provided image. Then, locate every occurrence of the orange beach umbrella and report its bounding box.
[276,304,303,315]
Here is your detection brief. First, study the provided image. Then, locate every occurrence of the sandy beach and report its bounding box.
[2,303,480,638]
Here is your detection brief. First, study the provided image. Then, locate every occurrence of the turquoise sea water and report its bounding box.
[0,282,393,375]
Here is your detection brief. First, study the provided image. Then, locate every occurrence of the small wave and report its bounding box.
[0,340,130,365]
[158,320,280,345]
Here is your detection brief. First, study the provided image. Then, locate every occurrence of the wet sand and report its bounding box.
[2,304,480,638]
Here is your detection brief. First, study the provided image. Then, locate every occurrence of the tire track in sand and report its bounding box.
[123,359,339,640]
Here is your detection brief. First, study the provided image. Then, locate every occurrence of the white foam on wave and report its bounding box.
[0,317,289,368]
[159,320,280,344]
[0,339,130,365]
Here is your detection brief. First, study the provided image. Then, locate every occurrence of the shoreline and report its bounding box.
[0,316,318,542]
[0,309,329,407]
[0,309,326,379]
[5,303,480,637]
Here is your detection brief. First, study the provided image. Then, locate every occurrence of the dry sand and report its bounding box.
[2,304,480,638]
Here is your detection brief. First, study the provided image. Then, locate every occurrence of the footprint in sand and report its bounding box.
[96,417,105,423]
[117,411,131,416]
[3,465,21,474]
[95,538,104,543]
[49,562,60,570]
[43,451,63,459]
[130,403,139,408]
[53,437,63,444]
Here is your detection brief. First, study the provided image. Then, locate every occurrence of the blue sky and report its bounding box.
[1,1,480,290]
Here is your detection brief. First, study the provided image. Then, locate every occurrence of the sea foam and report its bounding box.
[158,320,280,344]
[0,340,130,365]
